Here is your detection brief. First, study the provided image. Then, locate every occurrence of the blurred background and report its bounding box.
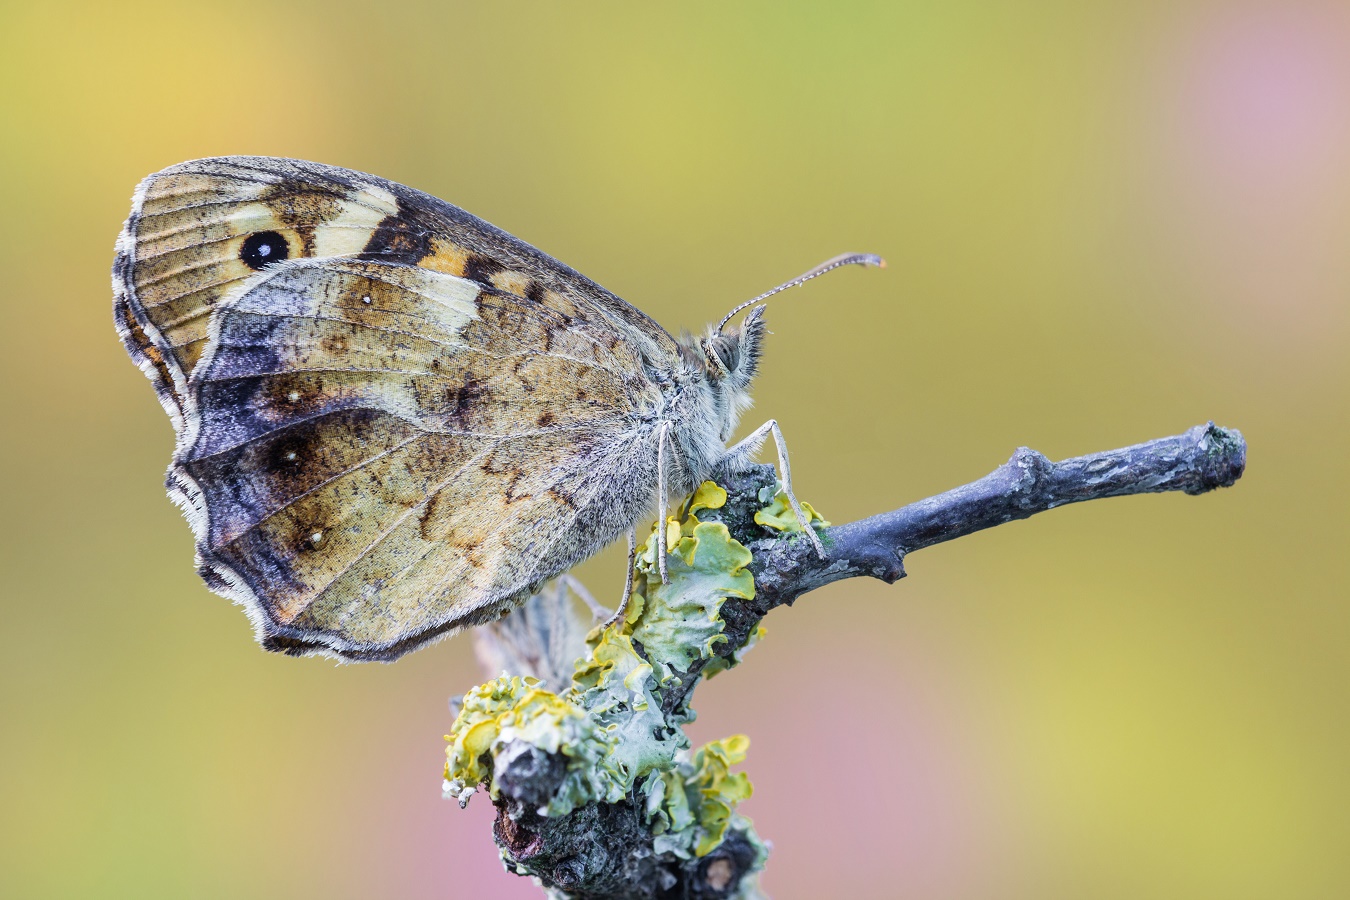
[2,1,1347,897]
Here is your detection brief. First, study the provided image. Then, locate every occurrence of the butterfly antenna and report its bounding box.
[716,252,886,333]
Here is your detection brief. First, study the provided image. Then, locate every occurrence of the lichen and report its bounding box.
[647,735,757,858]
[444,479,821,888]
[753,483,830,533]
[702,623,765,680]
[621,509,755,689]
[570,618,682,796]
[443,674,615,815]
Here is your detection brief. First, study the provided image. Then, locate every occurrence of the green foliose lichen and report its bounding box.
[647,735,757,858]
[702,623,765,680]
[443,674,615,815]
[753,483,830,533]
[622,489,755,689]
[445,479,825,869]
[571,620,683,793]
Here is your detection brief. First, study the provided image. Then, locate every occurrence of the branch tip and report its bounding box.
[748,421,1247,608]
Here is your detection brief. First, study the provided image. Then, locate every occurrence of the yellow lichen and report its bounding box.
[647,735,756,858]
[443,674,611,813]
[686,480,728,516]
[753,486,829,533]
[444,674,536,791]
[444,478,824,869]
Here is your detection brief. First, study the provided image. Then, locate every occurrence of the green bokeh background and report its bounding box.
[3,2,1346,897]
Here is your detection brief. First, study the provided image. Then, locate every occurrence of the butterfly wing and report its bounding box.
[113,156,680,433]
[114,157,676,660]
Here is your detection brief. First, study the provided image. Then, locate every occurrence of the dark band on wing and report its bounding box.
[115,292,182,421]
[463,252,505,285]
[359,203,436,264]
[260,587,525,660]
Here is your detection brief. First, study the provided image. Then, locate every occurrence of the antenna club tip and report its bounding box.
[847,252,886,269]
[716,251,885,332]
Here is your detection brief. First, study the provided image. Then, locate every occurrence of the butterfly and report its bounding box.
[113,157,882,661]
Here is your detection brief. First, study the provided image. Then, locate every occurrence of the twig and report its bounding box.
[756,420,1244,604]
[475,422,1246,898]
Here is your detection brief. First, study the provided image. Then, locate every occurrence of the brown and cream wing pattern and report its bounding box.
[113,160,401,431]
[113,156,679,435]
[177,258,658,660]
[113,157,676,660]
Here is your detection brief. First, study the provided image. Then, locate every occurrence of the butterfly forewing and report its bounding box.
[114,157,679,430]
[114,164,400,428]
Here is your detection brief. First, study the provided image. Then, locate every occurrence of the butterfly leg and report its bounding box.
[602,528,639,630]
[560,573,610,621]
[656,422,673,584]
[728,419,826,558]
[621,527,637,609]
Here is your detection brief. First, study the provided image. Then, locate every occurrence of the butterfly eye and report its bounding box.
[240,231,290,270]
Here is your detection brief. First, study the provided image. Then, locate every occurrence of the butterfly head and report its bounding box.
[701,304,765,387]
[697,305,766,439]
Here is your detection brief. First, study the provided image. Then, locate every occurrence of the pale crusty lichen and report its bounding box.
[445,480,813,887]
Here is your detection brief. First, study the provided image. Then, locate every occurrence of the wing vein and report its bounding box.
[186,403,627,462]
[286,442,502,609]
[210,430,428,549]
